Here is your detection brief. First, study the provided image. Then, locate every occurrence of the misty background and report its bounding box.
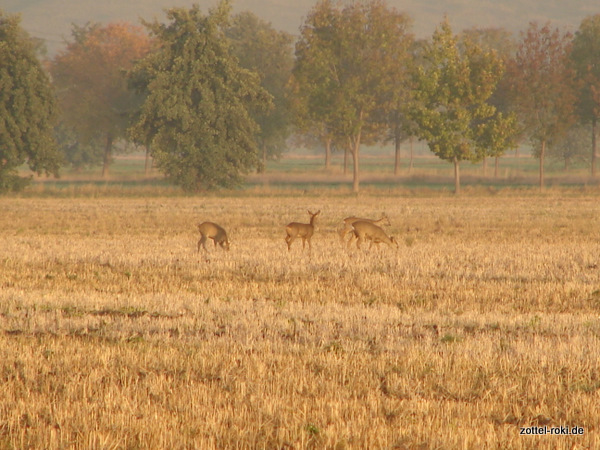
[5,0,598,55]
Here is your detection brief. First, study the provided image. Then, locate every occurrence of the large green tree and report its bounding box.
[293,0,412,192]
[225,11,294,169]
[51,22,151,178]
[129,1,271,191]
[571,14,600,177]
[0,10,60,192]
[411,20,516,194]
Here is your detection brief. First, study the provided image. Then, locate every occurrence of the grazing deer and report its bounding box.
[197,222,230,253]
[351,220,398,250]
[340,213,390,246]
[285,210,320,252]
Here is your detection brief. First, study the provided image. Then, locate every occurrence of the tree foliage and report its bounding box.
[293,0,413,192]
[50,22,151,176]
[0,10,60,192]
[225,11,294,167]
[378,25,417,175]
[547,123,591,171]
[571,14,600,176]
[129,1,272,191]
[410,20,516,193]
[505,22,576,189]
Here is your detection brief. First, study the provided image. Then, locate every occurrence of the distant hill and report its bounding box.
[4,0,599,55]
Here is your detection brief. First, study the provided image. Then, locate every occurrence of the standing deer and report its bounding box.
[351,220,398,250]
[340,213,390,246]
[285,210,320,252]
[197,222,230,253]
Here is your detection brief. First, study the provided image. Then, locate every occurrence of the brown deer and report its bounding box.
[285,210,320,252]
[340,213,390,246]
[351,220,398,250]
[197,222,230,253]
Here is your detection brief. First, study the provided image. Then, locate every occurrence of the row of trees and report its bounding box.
[2,1,600,193]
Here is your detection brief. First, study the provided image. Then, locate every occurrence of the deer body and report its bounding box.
[351,220,398,249]
[340,214,390,246]
[197,222,230,253]
[285,210,320,252]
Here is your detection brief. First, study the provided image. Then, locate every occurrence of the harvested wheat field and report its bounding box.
[1,190,599,449]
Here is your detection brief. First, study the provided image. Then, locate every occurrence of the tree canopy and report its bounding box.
[293,0,413,192]
[0,10,61,192]
[505,22,576,189]
[571,14,600,176]
[129,1,272,191]
[410,20,516,194]
[225,11,294,168]
[50,22,151,177]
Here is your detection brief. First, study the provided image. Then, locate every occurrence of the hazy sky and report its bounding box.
[5,0,599,54]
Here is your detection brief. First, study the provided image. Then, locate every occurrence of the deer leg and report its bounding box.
[356,235,363,250]
[339,225,351,243]
[285,234,294,251]
[347,232,356,249]
[198,235,208,253]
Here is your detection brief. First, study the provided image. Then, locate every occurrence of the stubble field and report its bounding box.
[1,190,600,449]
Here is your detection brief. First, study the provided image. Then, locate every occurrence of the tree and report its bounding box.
[571,14,600,177]
[51,22,151,177]
[54,122,103,171]
[505,22,577,190]
[225,12,294,169]
[547,123,591,171]
[380,32,418,176]
[129,1,272,191]
[410,20,516,194]
[293,0,413,192]
[461,27,517,176]
[0,10,60,192]
[290,0,341,171]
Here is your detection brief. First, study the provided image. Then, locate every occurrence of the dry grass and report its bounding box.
[1,192,599,449]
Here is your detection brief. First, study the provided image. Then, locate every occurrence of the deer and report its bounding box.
[340,213,391,247]
[351,220,398,250]
[285,210,320,252]
[197,222,230,253]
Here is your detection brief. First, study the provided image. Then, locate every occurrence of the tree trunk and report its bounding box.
[351,112,363,193]
[539,140,545,191]
[409,137,414,173]
[394,135,401,175]
[592,118,597,177]
[482,157,488,177]
[453,157,460,195]
[102,133,113,179]
[325,136,332,170]
[351,143,360,193]
[343,148,348,175]
[255,143,267,174]
[494,156,499,178]
[144,146,152,177]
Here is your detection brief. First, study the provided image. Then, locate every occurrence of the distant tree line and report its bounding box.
[1,0,600,193]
